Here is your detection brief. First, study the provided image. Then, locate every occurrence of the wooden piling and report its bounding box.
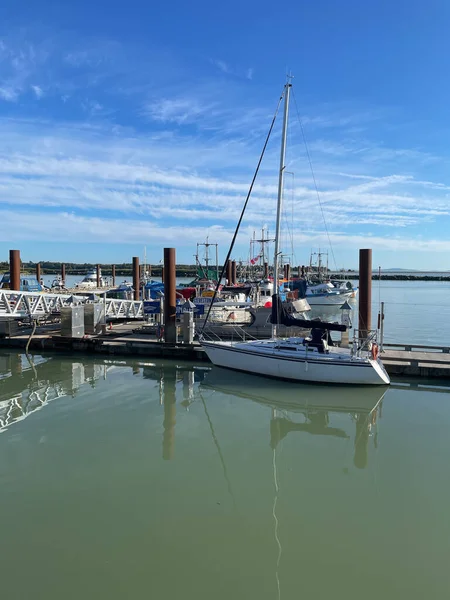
[112,264,116,286]
[226,260,232,285]
[61,263,66,286]
[9,250,20,291]
[36,263,41,284]
[163,248,177,343]
[264,262,269,279]
[132,257,140,301]
[231,260,237,285]
[358,249,372,338]
[96,264,101,288]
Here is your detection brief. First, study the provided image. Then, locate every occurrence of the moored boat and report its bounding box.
[199,80,389,386]
[0,273,43,292]
[75,269,108,289]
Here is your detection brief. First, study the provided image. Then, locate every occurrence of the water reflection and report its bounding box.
[162,369,176,460]
[0,352,108,431]
[2,351,449,473]
[2,351,450,600]
[201,367,386,469]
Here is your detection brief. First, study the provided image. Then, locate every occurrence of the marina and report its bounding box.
[1,244,449,380]
[2,1,450,598]
[2,320,450,378]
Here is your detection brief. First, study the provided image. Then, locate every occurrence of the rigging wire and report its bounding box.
[292,88,338,272]
[201,86,285,332]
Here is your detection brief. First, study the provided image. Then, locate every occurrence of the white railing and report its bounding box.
[0,290,82,317]
[104,299,143,320]
[0,290,144,320]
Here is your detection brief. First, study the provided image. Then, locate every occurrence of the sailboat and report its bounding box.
[200,81,390,385]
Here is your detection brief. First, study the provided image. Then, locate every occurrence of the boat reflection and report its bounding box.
[201,367,388,469]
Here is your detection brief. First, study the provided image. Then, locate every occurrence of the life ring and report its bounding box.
[227,312,236,321]
[371,344,379,360]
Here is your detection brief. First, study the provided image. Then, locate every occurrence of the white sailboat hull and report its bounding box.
[201,340,390,385]
[306,291,356,306]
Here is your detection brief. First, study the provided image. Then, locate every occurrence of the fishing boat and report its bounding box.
[199,80,389,385]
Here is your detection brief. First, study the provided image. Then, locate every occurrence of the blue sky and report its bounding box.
[1,0,450,269]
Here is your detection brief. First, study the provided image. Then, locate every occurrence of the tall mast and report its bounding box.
[273,80,291,337]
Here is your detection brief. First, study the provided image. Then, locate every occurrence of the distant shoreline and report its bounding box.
[330,273,450,281]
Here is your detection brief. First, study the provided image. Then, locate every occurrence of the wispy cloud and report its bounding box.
[31,84,43,98]
[145,97,216,125]
[0,36,49,102]
[212,59,231,74]
[1,28,450,266]
[0,85,17,101]
[210,58,254,81]
[0,115,449,262]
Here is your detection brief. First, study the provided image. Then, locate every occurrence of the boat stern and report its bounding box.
[371,358,391,385]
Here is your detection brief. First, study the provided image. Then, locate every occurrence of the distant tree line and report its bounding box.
[0,261,201,277]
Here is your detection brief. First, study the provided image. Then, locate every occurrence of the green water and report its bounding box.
[1,353,450,600]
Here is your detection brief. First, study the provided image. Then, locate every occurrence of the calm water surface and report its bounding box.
[0,353,450,599]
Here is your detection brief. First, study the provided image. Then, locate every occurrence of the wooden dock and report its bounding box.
[1,323,450,379]
[381,346,450,379]
[0,322,208,361]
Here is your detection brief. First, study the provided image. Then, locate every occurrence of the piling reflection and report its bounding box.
[162,370,176,460]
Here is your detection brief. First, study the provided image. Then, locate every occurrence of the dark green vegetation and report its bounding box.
[0,261,198,277]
